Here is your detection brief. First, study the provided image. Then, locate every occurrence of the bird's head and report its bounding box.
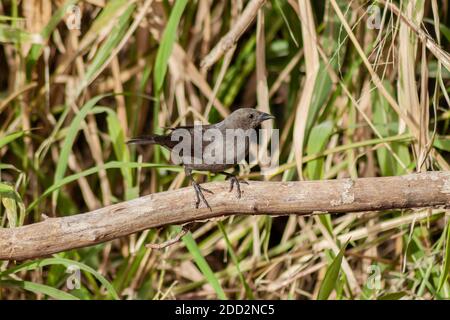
[223,108,275,130]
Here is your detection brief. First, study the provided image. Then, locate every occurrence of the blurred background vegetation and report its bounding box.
[0,0,449,300]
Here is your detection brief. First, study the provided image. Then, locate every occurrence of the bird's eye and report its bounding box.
[248,114,254,119]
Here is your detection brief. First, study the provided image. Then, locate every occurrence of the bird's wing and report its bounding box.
[166,124,219,159]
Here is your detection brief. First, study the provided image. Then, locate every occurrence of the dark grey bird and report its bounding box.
[127,108,275,210]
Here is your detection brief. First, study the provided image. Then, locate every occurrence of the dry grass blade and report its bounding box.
[80,0,154,91]
[293,0,320,179]
[256,8,272,173]
[173,44,229,117]
[381,0,450,72]
[396,0,426,171]
[330,0,419,137]
[200,0,266,70]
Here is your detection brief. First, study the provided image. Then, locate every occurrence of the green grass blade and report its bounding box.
[0,182,26,227]
[317,240,349,300]
[92,106,136,199]
[433,137,450,151]
[105,109,134,199]
[0,257,119,299]
[82,0,128,42]
[0,280,79,300]
[306,120,334,180]
[0,163,21,172]
[304,62,333,137]
[82,3,134,90]
[438,222,450,292]
[273,0,299,47]
[29,161,168,213]
[51,95,106,208]
[377,291,407,300]
[0,131,25,149]
[217,221,254,299]
[26,0,79,76]
[182,231,227,299]
[154,0,188,92]
[0,24,43,44]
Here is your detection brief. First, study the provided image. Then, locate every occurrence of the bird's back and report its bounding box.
[128,123,249,172]
[168,124,242,172]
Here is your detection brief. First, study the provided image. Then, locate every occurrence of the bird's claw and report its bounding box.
[193,182,212,211]
[227,176,248,199]
[199,185,214,194]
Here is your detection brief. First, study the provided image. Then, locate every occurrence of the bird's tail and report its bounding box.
[126,135,159,145]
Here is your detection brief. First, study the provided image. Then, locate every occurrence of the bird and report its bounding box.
[127,108,275,210]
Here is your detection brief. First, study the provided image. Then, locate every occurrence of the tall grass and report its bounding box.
[0,0,449,300]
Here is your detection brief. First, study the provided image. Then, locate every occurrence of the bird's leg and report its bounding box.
[193,182,213,210]
[220,172,249,199]
[185,167,213,210]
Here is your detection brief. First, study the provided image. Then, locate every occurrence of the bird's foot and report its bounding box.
[227,175,249,199]
[192,182,213,211]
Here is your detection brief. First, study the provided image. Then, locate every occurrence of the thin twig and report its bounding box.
[146,225,191,250]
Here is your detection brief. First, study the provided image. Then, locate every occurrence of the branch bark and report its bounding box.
[1,171,449,261]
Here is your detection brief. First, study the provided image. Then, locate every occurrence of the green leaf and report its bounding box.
[0,24,43,44]
[437,222,450,292]
[26,0,79,77]
[182,231,227,299]
[105,109,134,198]
[317,240,349,300]
[29,161,167,213]
[91,106,136,199]
[318,214,334,236]
[304,63,333,138]
[51,95,106,208]
[154,0,188,92]
[440,23,450,42]
[377,291,407,300]
[433,137,450,152]
[0,182,26,227]
[83,3,135,90]
[0,163,21,172]
[306,120,334,180]
[1,257,119,300]
[0,131,25,149]
[81,0,128,43]
[372,82,411,175]
[0,280,79,300]
[217,221,254,299]
[0,16,25,22]
[1,196,17,227]
[273,0,299,47]
[0,182,13,193]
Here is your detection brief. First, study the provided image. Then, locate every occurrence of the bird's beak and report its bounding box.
[259,112,275,122]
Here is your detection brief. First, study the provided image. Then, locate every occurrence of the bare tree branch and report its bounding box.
[1,172,449,261]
